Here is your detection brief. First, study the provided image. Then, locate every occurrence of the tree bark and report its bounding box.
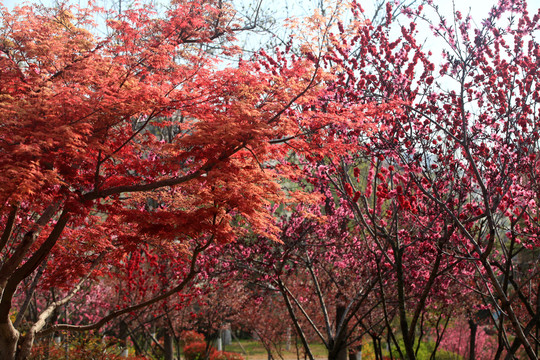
[329,301,348,360]
[164,330,174,360]
[0,321,19,360]
[468,318,477,360]
[395,249,415,360]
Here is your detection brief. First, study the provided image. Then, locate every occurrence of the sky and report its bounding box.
[3,0,538,34]
[0,0,529,17]
[2,0,539,54]
[2,0,538,27]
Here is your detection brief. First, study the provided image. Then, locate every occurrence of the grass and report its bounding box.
[224,340,328,359]
[388,339,463,360]
[223,339,462,360]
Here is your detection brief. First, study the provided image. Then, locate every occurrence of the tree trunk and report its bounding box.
[0,321,19,360]
[468,318,477,360]
[395,249,415,360]
[329,345,348,360]
[119,321,129,357]
[335,346,348,360]
[371,336,381,360]
[329,302,348,360]
[164,331,174,360]
[216,332,223,352]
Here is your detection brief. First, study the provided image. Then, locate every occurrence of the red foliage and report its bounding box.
[2,0,540,359]
[0,0,344,358]
[184,342,216,360]
[212,351,245,360]
[181,331,206,346]
[183,340,244,360]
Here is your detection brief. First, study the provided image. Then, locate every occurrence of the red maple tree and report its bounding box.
[0,1,356,358]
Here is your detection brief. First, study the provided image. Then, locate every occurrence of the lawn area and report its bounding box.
[224,340,328,360]
[222,339,462,360]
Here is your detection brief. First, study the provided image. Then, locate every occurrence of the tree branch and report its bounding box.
[37,237,213,337]
[0,204,19,256]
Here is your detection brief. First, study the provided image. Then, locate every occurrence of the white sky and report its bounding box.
[2,0,539,54]
[1,0,529,17]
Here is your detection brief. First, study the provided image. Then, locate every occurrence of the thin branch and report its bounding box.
[274,276,327,347]
[83,145,243,201]
[305,253,332,340]
[38,237,213,337]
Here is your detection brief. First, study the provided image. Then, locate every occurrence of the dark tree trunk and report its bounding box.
[328,301,348,360]
[395,249,415,360]
[164,330,174,360]
[371,335,381,360]
[119,321,128,356]
[468,318,477,360]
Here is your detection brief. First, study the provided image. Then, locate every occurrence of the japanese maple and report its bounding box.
[0,0,350,358]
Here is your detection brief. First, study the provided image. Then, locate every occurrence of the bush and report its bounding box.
[184,341,215,360]
[181,331,244,360]
[183,339,244,360]
[212,351,245,360]
[181,331,206,346]
[29,335,149,360]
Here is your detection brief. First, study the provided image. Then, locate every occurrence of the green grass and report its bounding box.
[389,339,463,360]
[223,339,462,360]
[224,340,327,359]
